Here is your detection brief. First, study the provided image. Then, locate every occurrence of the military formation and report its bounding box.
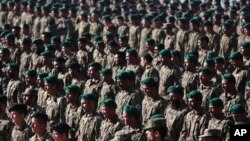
[0,0,250,141]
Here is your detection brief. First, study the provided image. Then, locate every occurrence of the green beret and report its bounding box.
[184,54,197,63]
[62,42,71,48]
[65,85,81,95]
[80,93,97,101]
[31,112,48,123]
[188,90,202,101]
[8,103,27,114]
[25,69,37,78]
[221,73,235,82]
[159,49,171,58]
[240,41,250,49]
[101,68,112,75]
[246,80,250,87]
[33,39,43,45]
[171,50,181,57]
[22,88,38,97]
[116,15,124,20]
[5,33,15,40]
[204,58,215,67]
[107,40,118,47]
[0,31,11,38]
[126,70,136,80]
[122,105,139,117]
[116,71,129,80]
[93,35,103,42]
[0,95,7,104]
[97,41,105,47]
[141,77,157,87]
[243,23,250,29]
[209,98,224,107]
[104,32,114,38]
[229,51,243,60]
[102,15,111,21]
[68,62,80,70]
[7,63,19,70]
[119,35,128,41]
[88,62,102,71]
[167,85,184,95]
[199,67,213,75]
[145,38,155,45]
[150,114,165,119]
[128,14,138,20]
[190,18,199,25]
[44,75,58,84]
[214,56,225,64]
[203,21,213,27]
[22,37,32,45]
[143,15,153,21]
[40,51,52,58]
[230,104,246,114]
[37,73,48,78]
[144,117,166,130]
[51,123,70,134]
[0,48,10,54]
[127,48,137,56]
[51,36,61,42]
[46,44,55,51]
[100,99,117,108]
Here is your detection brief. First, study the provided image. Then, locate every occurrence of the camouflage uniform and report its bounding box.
[179,109,210,141]
[29,132,54,141]
[128,25,141,49]
[84,79,102,99]
[181,71,199,102]
[141,95,167,124]
[232,66,250,96]
[0,120,12,141]
[76,113,103,141]
[98,117,125,141]
[25,105,44,126]
[141,65,159,84]
[165,102,189,141]
[6,79,25,106]
[11,122,33,141]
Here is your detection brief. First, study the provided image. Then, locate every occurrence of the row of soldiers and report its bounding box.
[0,0,250,141]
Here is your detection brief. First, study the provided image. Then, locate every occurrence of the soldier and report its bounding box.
[0,96,11,141]
[9,103,33,141]
[198,68,221,110]
[229,51,250,96]
[116,15,129,36]
[0,3,8,27]
[139,15,152,54]
[198,36,216,66]
[77,12,90,38]
[98,68,117,107]
[179,90,210,141]
[118,34,131,52]
[6,63,25,106]
[203,21,220,54]
[36,73,48,110]
[99,99,124,141]
[64,62,85,90]
[77,37,91,69]
[76,93,103,141]
[51,123,70,141]
[144,115,168,141]
[22,88,43,126]
[93,41,108,67]
[140,53,159,85]
[5,33,21,64]
[165,86,189,141]
[29,112,54,141]
[40,5,54,35]
[89,10,103,36]
[115,71,142,119]
[219,21,238,61]
[151,17,165,44]
[199,128,223,141]
[208,98,231,141]
[112,52,127,80]
[38,51,54,73]
[64,85,82,141]
[24,70,37,89]
[44,75,67,126]
[163,23,176,50]
[29,39,44,70]
[57,8,74,41]
[25,3,35,35]
[158,49,181,97]
[126,48,144,87]
[240,41,250,66]
[19,37,32,79]
[128,14,141,49]
[32,7,42,39]
[219,73,246,117]
[106,40,120,68]
[141,77,167,124]
[120,105,145,141]
[182,54,199,102]
[51,57,67,79]
[230,104,250,125]
[84,62,102,98]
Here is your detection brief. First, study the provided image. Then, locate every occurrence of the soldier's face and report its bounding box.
[11,111,25,125]
[122,112,133,125]
[52,131,66,141]
[209,105,222,117]
[199,73,211,84]
[31,117,46,134]
[145,129,157,141]
[140,58,147,68]
[45,83,56,94]
[65,93,76,103]
[221,79,231,90]
[117,79,127,89]
[169,93,180,104]
[188,98,199,109]
[88,67,97,78]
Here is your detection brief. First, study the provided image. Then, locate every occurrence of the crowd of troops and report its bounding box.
[0,0,250,141]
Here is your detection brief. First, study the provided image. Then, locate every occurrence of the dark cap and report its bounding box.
[51,123,70,134]
[8,103,27,114]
